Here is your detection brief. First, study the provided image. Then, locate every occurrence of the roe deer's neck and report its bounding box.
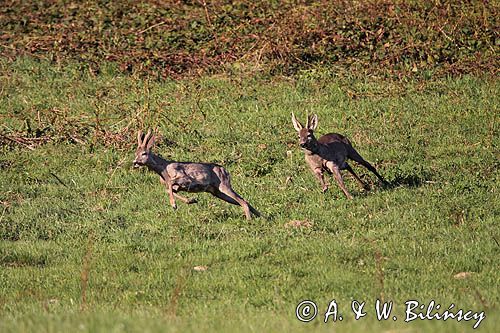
[146,154,170,175]
[303,141,321,155]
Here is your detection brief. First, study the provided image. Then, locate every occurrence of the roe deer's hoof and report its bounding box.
[187,198,198,204]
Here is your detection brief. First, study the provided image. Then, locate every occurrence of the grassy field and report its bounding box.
[0,58,499,332]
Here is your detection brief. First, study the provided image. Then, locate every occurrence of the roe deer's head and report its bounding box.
[133,130,155,168]
[291,113,319,151]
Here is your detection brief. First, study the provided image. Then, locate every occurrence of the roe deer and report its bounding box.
[133,130,260,220]
[291,113,387,199]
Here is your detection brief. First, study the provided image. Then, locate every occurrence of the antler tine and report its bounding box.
[306,111,310,129]
[144,129,152,145]
[137,130,143,146]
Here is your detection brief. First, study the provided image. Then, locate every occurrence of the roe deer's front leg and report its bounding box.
[174,194,197,204]
[313,167,328,193]
[326,161,353,199]
[166,182,177,209]
[160,176,177,209]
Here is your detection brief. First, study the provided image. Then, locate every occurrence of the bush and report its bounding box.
[1,0,497,78]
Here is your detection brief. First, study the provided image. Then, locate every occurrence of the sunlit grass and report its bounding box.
[0,59,498,332]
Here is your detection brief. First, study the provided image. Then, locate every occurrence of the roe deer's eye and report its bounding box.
[142,152,147,156]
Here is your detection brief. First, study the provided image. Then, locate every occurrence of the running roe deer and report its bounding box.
[133,130,260,220]
[291,113,387,199]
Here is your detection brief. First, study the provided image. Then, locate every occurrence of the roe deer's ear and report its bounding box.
[137,130,144,146]
[145,132,155,150]
[308,114,318,131]
[291,113,303,131]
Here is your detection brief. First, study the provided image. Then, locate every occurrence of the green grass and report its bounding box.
[0,59,498,332]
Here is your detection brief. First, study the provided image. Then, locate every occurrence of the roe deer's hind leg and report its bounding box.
[345,163,369,190]
[247,203,261,218]
[209,189,240,206]
[209,189,253,220]
[347,148,387,184]
[218,185,252,220]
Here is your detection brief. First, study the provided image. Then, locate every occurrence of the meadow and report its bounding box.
[0,57,498,332]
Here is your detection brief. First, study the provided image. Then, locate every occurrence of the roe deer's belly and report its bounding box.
[319,143,348,169]
[306,150,347,171]
[168,163,216,192]
[172,181,211,192]
[322,157,347,170]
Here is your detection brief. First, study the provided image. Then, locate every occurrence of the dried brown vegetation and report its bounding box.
[1,0,498,78]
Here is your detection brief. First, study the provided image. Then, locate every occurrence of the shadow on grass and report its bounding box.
[348,171,432,197]
[0,252,48,268]
[384,173,431,189]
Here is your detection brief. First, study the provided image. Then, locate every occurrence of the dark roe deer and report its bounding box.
[291,113,387,199]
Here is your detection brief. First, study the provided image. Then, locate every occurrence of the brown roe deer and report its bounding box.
[133,130,260,219]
